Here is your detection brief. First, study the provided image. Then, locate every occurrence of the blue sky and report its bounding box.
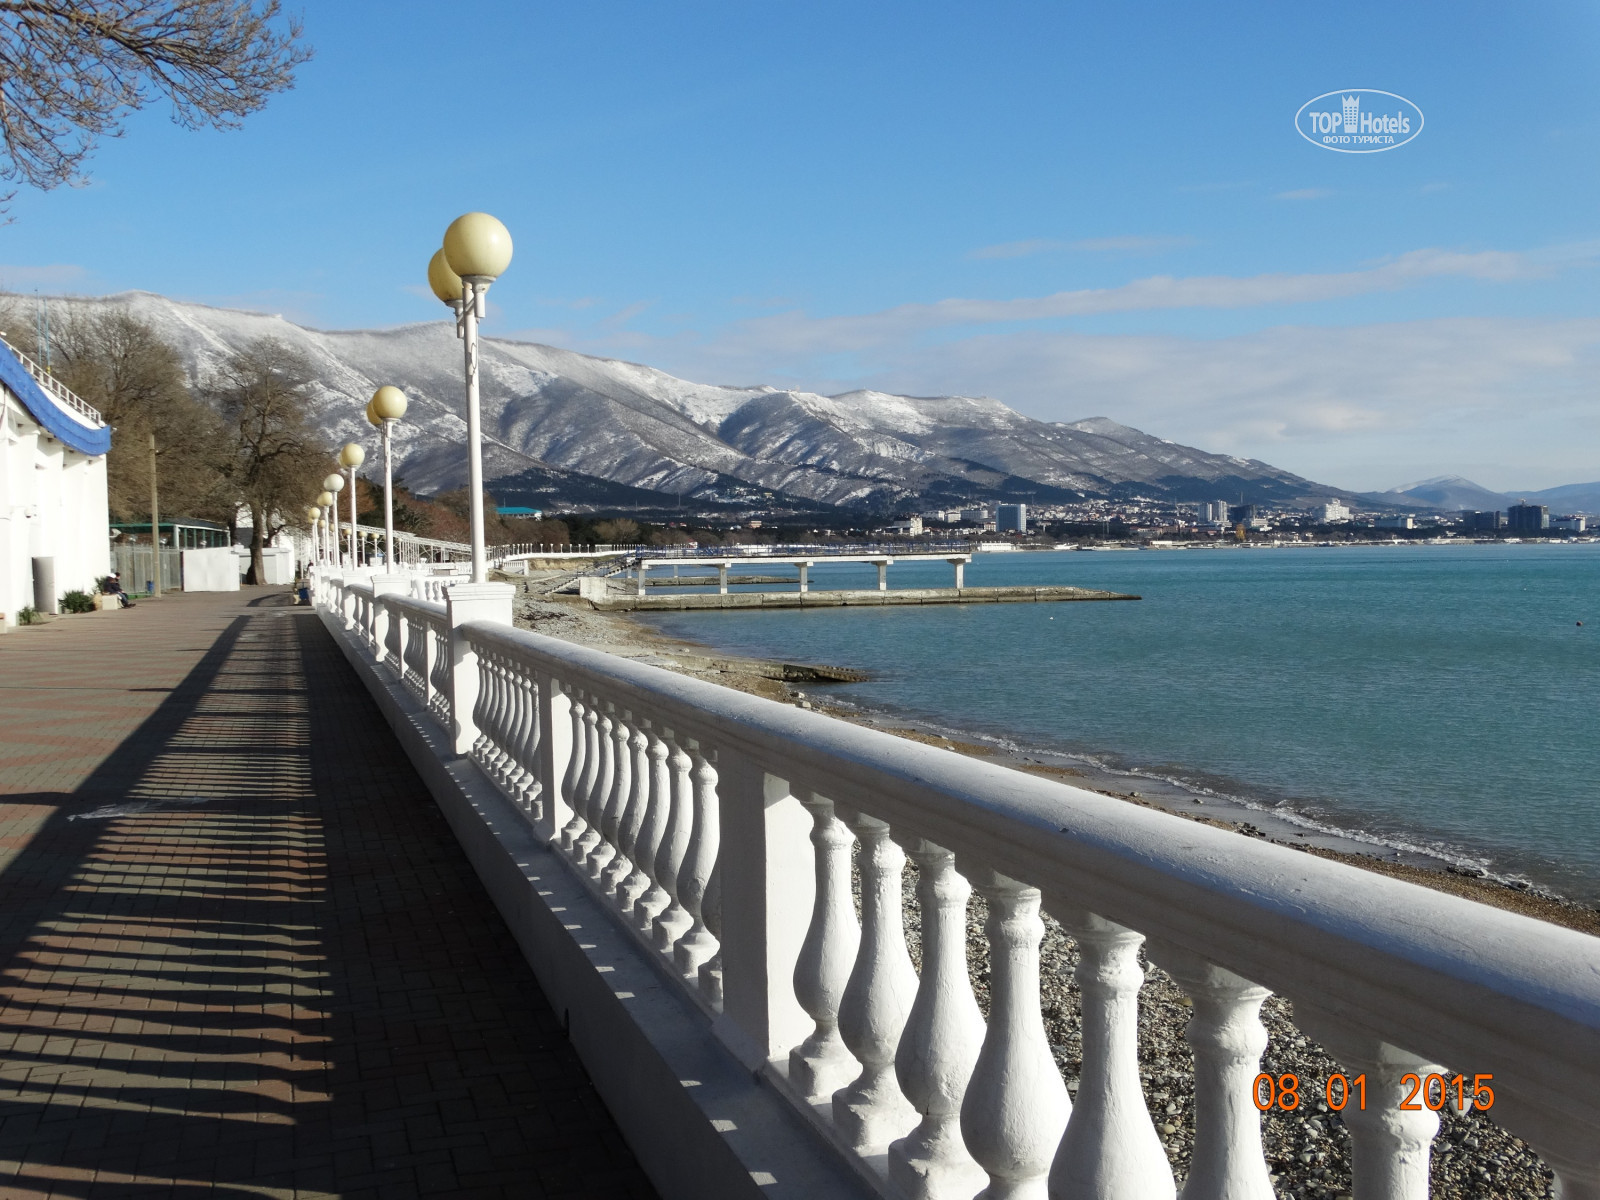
[5,0,1599,491]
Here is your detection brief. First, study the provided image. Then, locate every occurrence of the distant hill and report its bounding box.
[1363,476,1512,512]
[1520,482,1600,515]
[29,290,1352,512]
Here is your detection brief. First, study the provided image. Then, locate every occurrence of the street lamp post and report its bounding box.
[429,213,513,584]
[368,387,408,569]
[338,444,365,567]
[305,506,321,571]
[322,473,346,566]
[316,489,335,566]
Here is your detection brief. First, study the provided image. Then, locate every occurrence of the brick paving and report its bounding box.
[0,591,660,1199]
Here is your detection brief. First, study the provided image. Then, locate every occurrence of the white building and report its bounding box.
[1376,515,1416,530]
[1314,499,1352,523]
[995,503,1027,533]
[1196,499,1229,525]
[0,340,110,624]
[1553,515,1587,532]
[881,515,924,536]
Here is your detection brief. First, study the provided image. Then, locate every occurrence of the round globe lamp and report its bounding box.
[370,386,408,568]
[371,385,407,422]
[338,442,365,469]
[428,248,463,305]
[443,212,513,280]
[316,490,335,508]
[366,399,380,428]
[323,474,344,494]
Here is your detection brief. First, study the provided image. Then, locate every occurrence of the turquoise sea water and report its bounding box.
[639,544,1600,900]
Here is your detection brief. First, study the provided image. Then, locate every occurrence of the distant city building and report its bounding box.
[1464,510,1506,532]
[881,516,923,536]
[1376,515,1415,530]
[1196,500,1229,524]
[1552,515,1587,532]
[1507,503,1550,533]
[959,506,990,524]
[1228,504,1258,525]
[1313,499,1351,523]
[995,503,1028,533]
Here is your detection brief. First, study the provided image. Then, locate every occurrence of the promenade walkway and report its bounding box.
[0,590,658,1199]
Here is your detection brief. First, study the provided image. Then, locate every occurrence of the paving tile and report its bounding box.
[0,591,658,1197]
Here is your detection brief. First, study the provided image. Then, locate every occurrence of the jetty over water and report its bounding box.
[4,571,1597,1198]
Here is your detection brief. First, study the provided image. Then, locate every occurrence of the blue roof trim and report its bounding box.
[0,345,111,456]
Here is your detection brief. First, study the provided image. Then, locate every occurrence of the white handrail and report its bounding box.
[0,334,104,427]
[331,580,1600,1199]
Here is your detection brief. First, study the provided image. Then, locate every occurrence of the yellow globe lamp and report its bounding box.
[428,248,463,304]
[366,398,380,428]
[338,442,366,469]
[316,490,335,508]
[371,385,408,422]
[305,506,320,523]
[443,212,513,280]
[323,473,344,493]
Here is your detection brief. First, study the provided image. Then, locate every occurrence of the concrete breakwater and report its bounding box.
[582,584,1140,611]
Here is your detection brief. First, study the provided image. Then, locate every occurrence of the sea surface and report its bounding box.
[638,543,1600,901]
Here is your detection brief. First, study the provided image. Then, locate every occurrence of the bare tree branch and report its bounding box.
[0,1,309,205]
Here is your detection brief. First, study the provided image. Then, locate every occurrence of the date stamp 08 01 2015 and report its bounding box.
[1253,1072,1496,1113]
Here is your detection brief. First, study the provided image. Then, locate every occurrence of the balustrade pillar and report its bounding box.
[1048,908,1174,1200]
[627,726,673,931]
[960,869,1070,1200]
[444,582,514,757]
[370,576,406,668]
[607,721,650,904]
[890,838,986,1200]
[788,791,860,1101]
[832,812,919,1153]
[1147,946,1273,1200]
[710,753,811,1069]
[596,709,633,890]
[1294,1009,1442,1200]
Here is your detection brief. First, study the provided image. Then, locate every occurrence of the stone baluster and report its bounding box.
[592,708,631,887]
[628,726,673,935]
[960,868,1070,1200]
[510,667,542,810]
[832,811,918,1153]
[601,714,640,896]
[1293,1009,1443,1200]
[699,857,723,1006]
[470,646,494,760]
[481,651,506,777]
[788,790,860,1101]
[614,722,653,913]
[572,701,605,864]
[1048,909,1174,1199]
[891,839,987,1200]
[490,654,517,788]
[557,692,589,852]
[674,743,721,981]
[651,731,695,953]
[1146,947,1273,1200]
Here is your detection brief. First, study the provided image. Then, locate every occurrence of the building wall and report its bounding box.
[0,386,110,624]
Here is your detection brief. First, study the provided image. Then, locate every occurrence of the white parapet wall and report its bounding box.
[315,568,1600,1200]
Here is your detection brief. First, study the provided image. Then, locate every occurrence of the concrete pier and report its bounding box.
[581,583,1140,611]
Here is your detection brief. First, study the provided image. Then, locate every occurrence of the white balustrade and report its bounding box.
[317,602,1600,1200]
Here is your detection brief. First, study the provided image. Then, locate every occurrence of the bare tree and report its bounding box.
[43,303,229,521]
[0,1,310,206]
[209,337,329,584]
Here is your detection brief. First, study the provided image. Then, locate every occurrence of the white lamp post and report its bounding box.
[322,473,346,566]
[430,212,513,584]
[338,443,365,566]
[305,506,322,570]
[316,490,335,566]
[368,386,408,569]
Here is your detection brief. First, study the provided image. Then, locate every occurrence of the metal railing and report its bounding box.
[0,334,104,427]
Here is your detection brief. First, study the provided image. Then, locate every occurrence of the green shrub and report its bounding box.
[60,590,96,614]
[17,606,39,625]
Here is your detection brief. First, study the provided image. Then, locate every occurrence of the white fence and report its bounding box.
[316,568,1600,1200]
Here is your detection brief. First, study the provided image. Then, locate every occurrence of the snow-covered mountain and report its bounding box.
[39,291,1338,511]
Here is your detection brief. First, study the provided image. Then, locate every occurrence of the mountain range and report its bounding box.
[1366,476,1600,516]
[21,291,1359,514]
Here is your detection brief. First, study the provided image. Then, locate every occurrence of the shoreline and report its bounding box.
[513,581,1600,936]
